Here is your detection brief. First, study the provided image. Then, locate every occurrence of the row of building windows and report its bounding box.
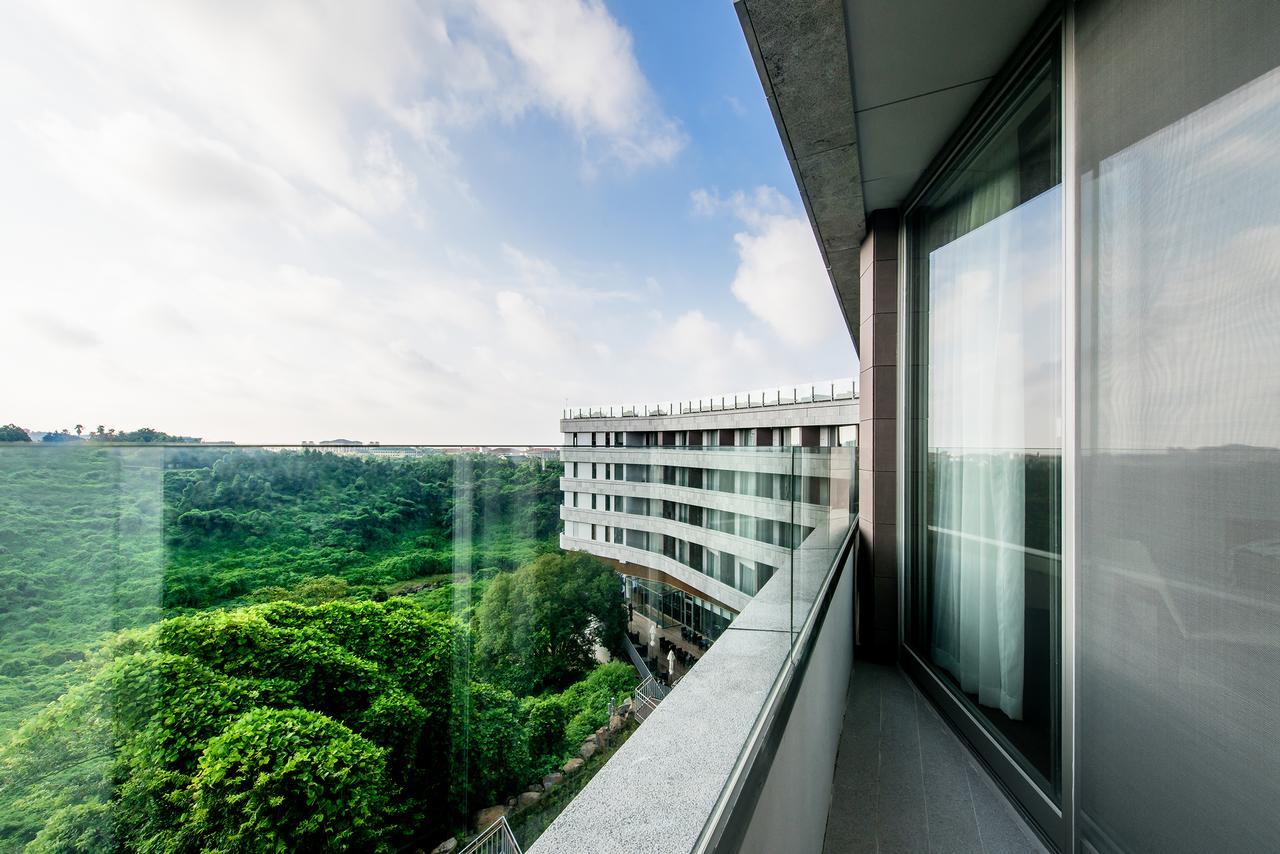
[566,492,813,548]
[569,425,852,449]
[568,462,832,506]
[563,521,778,596]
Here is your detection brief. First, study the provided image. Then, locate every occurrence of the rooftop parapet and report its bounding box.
[562,378,856,420]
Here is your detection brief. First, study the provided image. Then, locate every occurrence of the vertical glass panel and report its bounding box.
[1076,0,1280,850]
[906,51,1063,793]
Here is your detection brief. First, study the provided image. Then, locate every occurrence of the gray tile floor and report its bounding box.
[823,663,1048,854]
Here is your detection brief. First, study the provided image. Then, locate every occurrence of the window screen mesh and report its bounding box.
[1077,0,1280,850]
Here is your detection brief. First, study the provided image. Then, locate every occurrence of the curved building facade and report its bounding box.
[559,382,857,641]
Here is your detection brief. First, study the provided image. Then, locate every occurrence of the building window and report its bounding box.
[904,44,1062,795]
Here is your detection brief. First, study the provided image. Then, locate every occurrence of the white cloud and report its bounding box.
[472,0,686,169]
[0,0,705,442]
[0,2,854,443]
[693,185,845,348]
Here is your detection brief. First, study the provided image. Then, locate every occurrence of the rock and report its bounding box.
[579,740,597,761]
[542,772,563,791]
[563,757,584,775]
[517,790,542,809]
[430,839,458,854]
[474,805,507,832]
[608,714,623,734]
[506,797,516,809]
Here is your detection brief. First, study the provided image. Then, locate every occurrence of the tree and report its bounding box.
[473,552,625,695]
[0,424,30,442]
[73,424,83,436]
[184,708,390,853]
[463,682,531,807]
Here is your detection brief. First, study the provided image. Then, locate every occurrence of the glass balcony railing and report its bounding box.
[0,443,616,853]
[538,443,858,851]
[0,441,855,852]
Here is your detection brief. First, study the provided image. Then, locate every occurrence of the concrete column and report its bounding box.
[857,209,899,662]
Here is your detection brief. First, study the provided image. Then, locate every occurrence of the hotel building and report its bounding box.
[559,380,857,641]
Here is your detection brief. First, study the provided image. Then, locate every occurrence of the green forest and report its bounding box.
[0,446,630,851]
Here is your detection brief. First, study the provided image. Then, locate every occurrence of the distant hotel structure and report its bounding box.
[559,380,857,641]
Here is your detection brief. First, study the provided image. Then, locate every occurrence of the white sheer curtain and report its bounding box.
[926,186,1043,721]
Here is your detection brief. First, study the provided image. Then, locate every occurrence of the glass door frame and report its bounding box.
[896,10,1076,852]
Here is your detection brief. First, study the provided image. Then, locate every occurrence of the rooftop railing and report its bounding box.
[561,377,857,420]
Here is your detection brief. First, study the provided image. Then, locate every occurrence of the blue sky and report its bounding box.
[0,0,856,443]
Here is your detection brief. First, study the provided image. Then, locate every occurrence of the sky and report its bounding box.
[0,0,857,444]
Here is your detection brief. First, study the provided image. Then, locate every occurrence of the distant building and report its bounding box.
[559,380,856,642]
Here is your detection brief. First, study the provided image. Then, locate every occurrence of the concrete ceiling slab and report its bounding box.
[855,79,990,209]
[845,0,1047,110]
[844,0,1049,210]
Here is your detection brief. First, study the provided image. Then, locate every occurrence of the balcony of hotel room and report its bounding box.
[533,0,1280,853]
[4,0,1278,851]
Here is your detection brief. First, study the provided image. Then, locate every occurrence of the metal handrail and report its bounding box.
[459,815,522,854]
[632,673,669,723]
[622,633,654,681]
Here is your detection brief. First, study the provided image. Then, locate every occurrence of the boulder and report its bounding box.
[579,740,598,761]
[474,805,507,832]
[608,714,623,734]
[517,790,542,809]
[563,757,584,775]
[542,772,563,791]
[430,839,458,854]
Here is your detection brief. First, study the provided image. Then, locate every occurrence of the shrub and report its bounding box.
[185,708,390,853]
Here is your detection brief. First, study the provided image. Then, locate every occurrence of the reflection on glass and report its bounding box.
[0,444,629,851]
[1077,0,1280,844]
[907,51,1062,792]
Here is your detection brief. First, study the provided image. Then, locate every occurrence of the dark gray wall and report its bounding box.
[857,209,900,661]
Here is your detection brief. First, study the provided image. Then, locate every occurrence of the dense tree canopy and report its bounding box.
[0,446,640,850]
[0,424,30,442]
[0,600,516,849]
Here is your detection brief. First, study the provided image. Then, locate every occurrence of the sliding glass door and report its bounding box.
[903,43,1063,803]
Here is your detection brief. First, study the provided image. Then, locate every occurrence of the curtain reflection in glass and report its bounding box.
[906,53,1062,791]
[928,187,1061,721]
